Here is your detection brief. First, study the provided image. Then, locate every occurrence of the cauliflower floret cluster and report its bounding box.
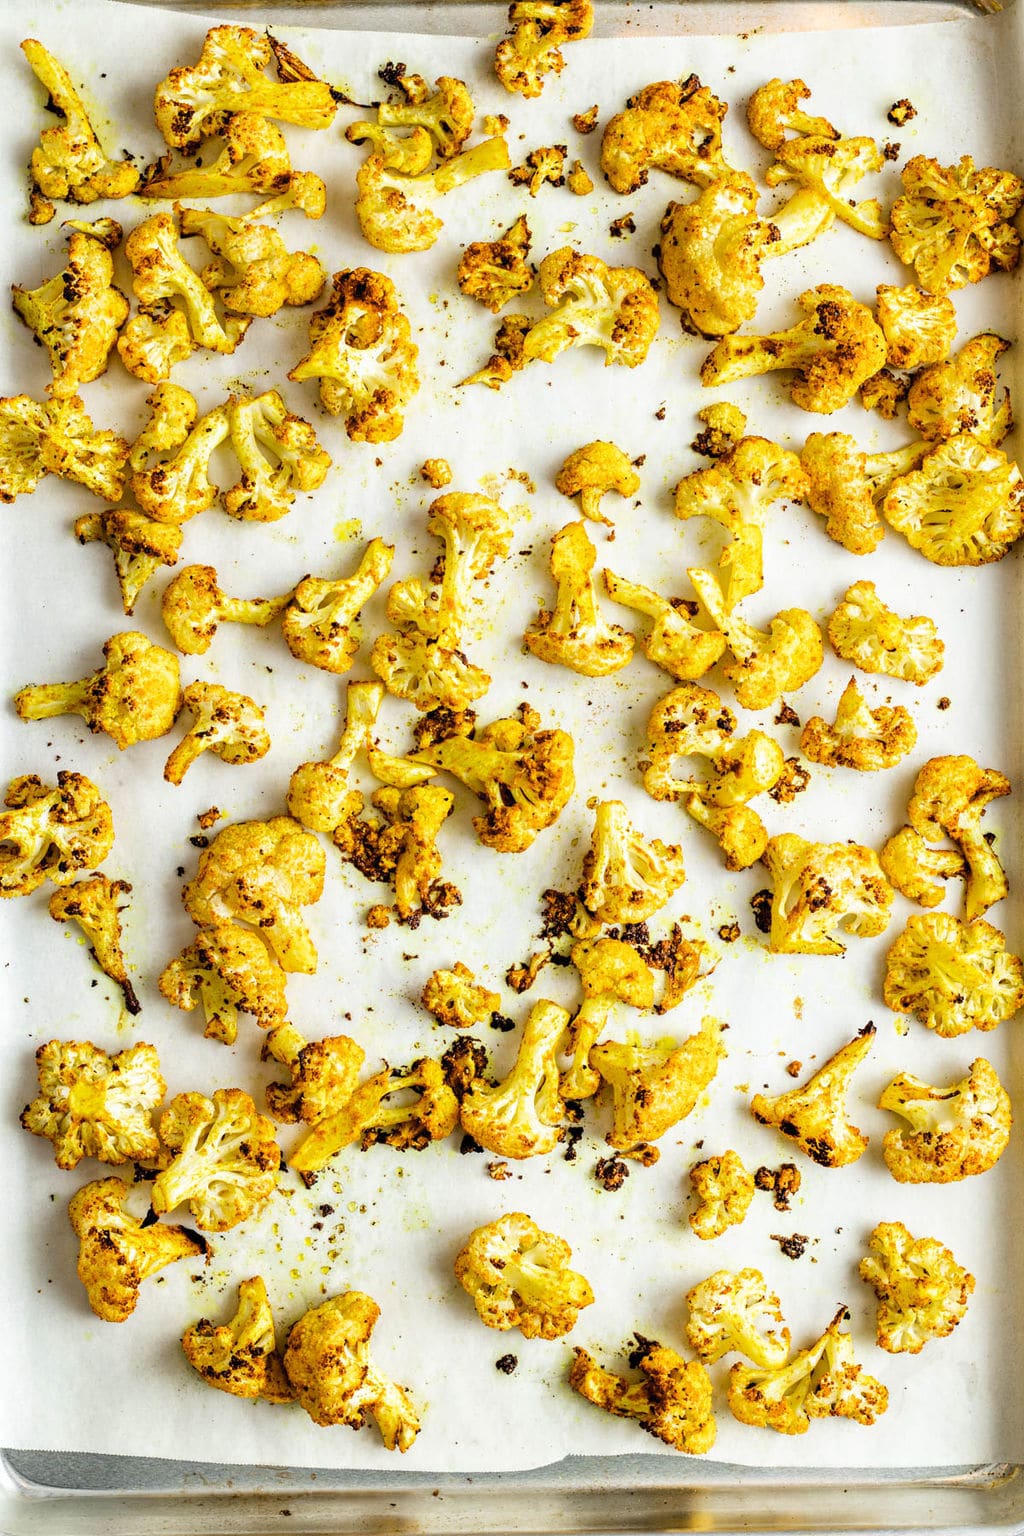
[728,1304,887,1435]
[762,833,893,955]
[561,937,656,1101]
[882,434,1024,567]
[875,284,957,372]
[0,392,129,504]
[0,771,114,899]
[159,920,288,1045]
[48,873,139,1013]
[800,434,924,556]
[591,1016,725,1155]
[454,1211,594,1338]
[688,1152,755,1241]
[883,912,1024,1038]
[906,334,1012,446]
[883,754,1010,922]
[686,1268,791,1367]
[604,569,726,681]
[162,564,291,655]
[890,154,1024,295]
[879,1057,1012,1183]
[283,539,394,674]
[333,783,462,925]
[12,231,128,398]
[22,39,140,223]
[182,1275,293,1403]
[283,1292,420,1450]
[751,1027,875,1168]
[687,568,824,712]
[495,0,594,98]
[69,1176,205,1323]
[22,1040,164,1170]
[460,999,569,1158]
[555,440,640,526]
[526,521,635,675]
[15,630,182,750]
[457,215,535,312]
[580,799,686,925]
[151,1087,280,1232]
[570,1336,716,1453]
[858,1222,975,1355]
[163,681,270,785]
[421,962,501,1029]
[827,580,944,684]
[600,76,732,194]
[177,204,325,318]
[75,509,182,616]
[800,678,916,772]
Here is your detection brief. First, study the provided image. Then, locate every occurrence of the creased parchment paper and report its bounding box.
[1,0,1023,1476]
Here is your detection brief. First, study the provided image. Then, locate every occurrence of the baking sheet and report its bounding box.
[1,0,1023,1477]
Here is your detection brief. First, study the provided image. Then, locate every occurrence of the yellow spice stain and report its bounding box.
[334,517,362,541]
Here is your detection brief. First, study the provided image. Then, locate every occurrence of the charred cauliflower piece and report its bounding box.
[159,921,287,1045]
[457,215,535,312]
[875,284,957,371]
[728,1304,887,1434]
[604,570,726,682]
[163,681,270,786]
[15,630,181,750]
[375,72,475,159]
[570,1337,715,1454]
[152,1088,280,1232]
[601,76,731,194]
[880,1058,1011,1183]
[162,564,291,656]
[177,205,325,318]
[283,1292,420,1450]
[289,269,419,442]
[223,390,330,523]
[581,799,686,925]
[495,0,593,98]
[48,874,139,1014]
[509,143,567,196]
[859,1222,975,1355]
[890,155,1024,295]
[906,754,1009,922]
[283,539,394,673]
[700,285,886,413]
[688,567,823,712]
[763,834,892,955]
[353,139,511,255]
[154,25,336,148]
[75,509,182,616]
[827,580,943,685]
[882,435,1024,567]
[686,1268,790,1367]
[0,392,129,504]
[333,784,460,924]
[120,213,250,378]
[562,937,656,1101]
[21,1040,163,1170]
[421,962,500,1029]
[454,1211,594,1339]
[0,771,114,899]
[262,1025,364,1129]
[12,231,128,398]
[555,441,640,527]
[460,999,569,1158]
[141,113,325,212]
[883,912,1024,1038]
[591,1017,725,1153]
[130,394,227,522]
[800,434,924,556]
[70,1176,204,1323]
[182,1275,292,1403]
[526,521,635,675]
[908,334,1012,446]
[22,40,140,224]
[800,678,916,772]
[689,1151,755,1241]
[751,1027,875,1168]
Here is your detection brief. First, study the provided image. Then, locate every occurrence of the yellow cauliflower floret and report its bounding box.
[570,1337,716,1453]
[879,826,967,908]
[907,334,1012,445]
[21,1040,163,1170]
[457,215,535,313]
[601,77,731,194]
[152,1088,280,1232]
[526,521,635,675]
[454,1211,594,1339]
[688,1152,755,1241]
[763,833,893,955]
[283,1292,420,1450]
[876,284,958,371]
[12,232,128,398]
[693,403,748,458]
[0,771,114,899]
[130,397,228,522]
[859,1222,975,1355]
[555,441,640,526]
[827,579,943,685]
[765,133,886,241]
[333,784,461,924]
[0,392,129,504]
[580,799,686,925]
[746,77,838,153]
[371,630,492,714]
[177,205,325,318]
[686,1269,790,1367]
[604,569,725,681]
[890,154,1024,295]
[561,937,656,1101]
[182,1275,293,1403]
[163,681,270,786]
[421,962,500,1029]
[701,284,886,413]
[906,754,1010,922]
[591,1017,725,1153]
[282,539,394,673]
[141,113,319,205]
[69,1176,204,1323]
[674,437,807,607]
[223,390,330,523]
[879,1057,1012,1183]
[883,434,1024,567]
[159,921,287,1044]
[495,0,593,97]
[15,630,181,750]
[728,1304,887,1434]
[800,434,924,556]
[120,213,250,378]
[800,678,916,771]
[22,39,139,224]
[161,564,290,655]
[883,912,1024,1038]
[262,1025,365,1127]
[509,143,567,195]
[48,874,139,1014]
[460,999,569,1157]
[375,72,475,157]
[688,567,823,711]
[354,139,511,254]
[75,509,182,616]
[751,1028,874,1168]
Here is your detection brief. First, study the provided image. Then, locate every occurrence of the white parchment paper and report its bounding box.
[1,0,1024,1475]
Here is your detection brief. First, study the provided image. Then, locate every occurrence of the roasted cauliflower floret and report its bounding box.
[509,143,567,196]
[22,39,139,224]
[876,284,957,371]
[762,834,893,956]
[879,826,967,909]
[570,1337,716,1454]
[827,580,943,685]
[581,799,686,925]
[159,921,287,1044]
[555,441,640,527]
[48,874,139,1014]
[75,509,182,616]
[182,1275,292,1403]
[880,1057,1012,1183]
[163,681,270,786]
[882,435,1024,567]
[375,72,474,158]
[152,1088,279,1232]
[751,1026,875,1168]
[890,155,1024,295]
[604,570,725,681]
[686,1269,790,1367]
[130,398,229,522]
[421,962,500,1029]
[494,0,594,98]
[688,567,823,712]
[601,76,731,194]
[354,139,511,255]
[0,392,129,503]
[457,215,534,312]
[289,268,419,442]
[282,539,394,673]
[183,816,325,974]
[907,334,1012,446]
[591,1016,725,1153]
[800,678,916,772]
[460,999,569,1157]
[334,784,461,924]
[526,521,635,675]
[674,437,807,607]
[728,1304,887,1434]
[859,1222,975,1355]
[15,630,181,750]
[745,77,838,153]
[161,564,290,656]
[688,1151,755,1241]
[800,434,924,556]
[177,204,325,317]
[884,912,1024,1038]
[906,754,1010,922]
[283,1292,420,1450]
[120,213,250,377]
[701,285,886,413]
[21,1040,163,1170]
[765,131,886,242]
[454,1211,594,1339]
[262,1025,365,1128]
[154,24,336,148]
[222,389,331,523]
[561,938,656,1102]
[0,771,114,899]
[143,114,326,214]
[12,231,128,398]
[69,1176,204,1323]
[390,489,515,649]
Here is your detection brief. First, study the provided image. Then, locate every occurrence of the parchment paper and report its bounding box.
[1,0,1023,1475]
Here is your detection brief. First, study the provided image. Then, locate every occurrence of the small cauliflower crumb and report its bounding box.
[572,104,599,134]
[421,458,452,489]
[568,160,594,195]
[888,99,917,126]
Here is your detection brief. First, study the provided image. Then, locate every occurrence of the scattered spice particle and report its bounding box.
[888,98,917,125]
[750,889,773,934]
[188,834,209,849]
[490,1013,516,1032]
[786,1059,802,1078]
[718,921,740,943]
[572,104,599,133]
[495,1353,518,1374]
[595,1156,629,1190]
[771,1232,809,1260]
[563,1125,584,1162]
[459,1135,484,1155]
[654,405,666,421]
